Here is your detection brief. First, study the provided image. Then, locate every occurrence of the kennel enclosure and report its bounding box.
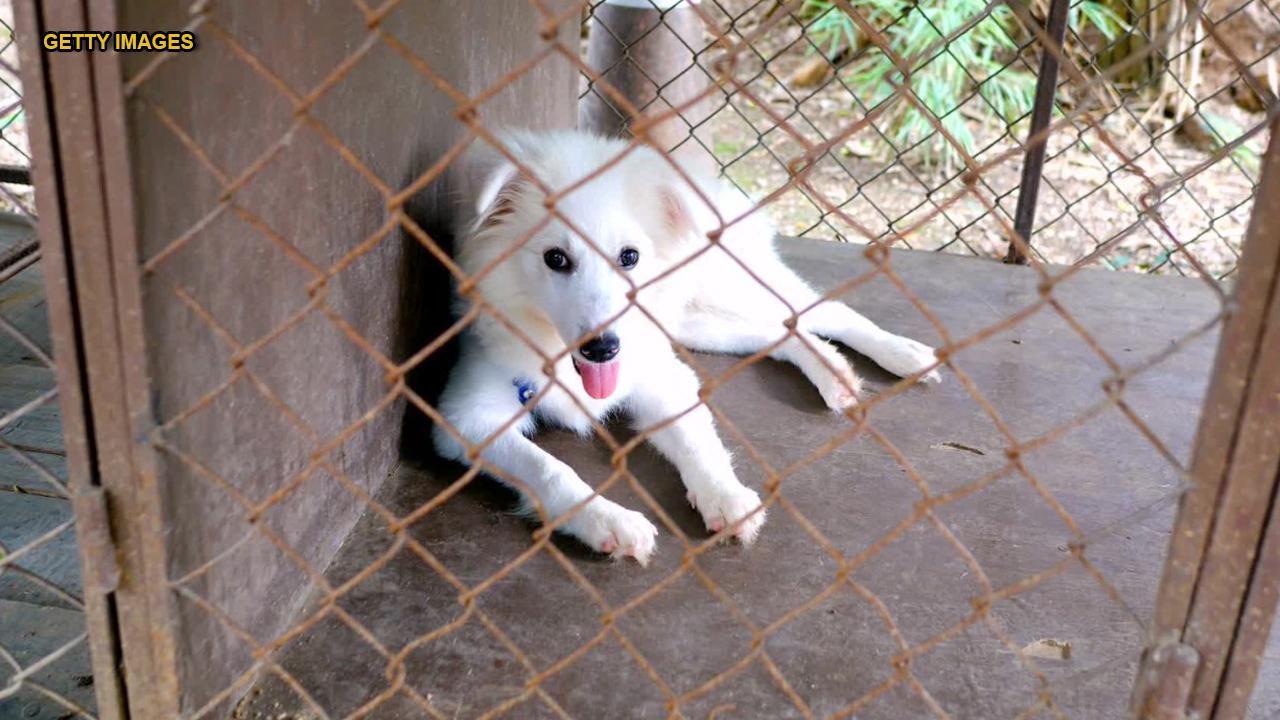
[7,0,1280,718]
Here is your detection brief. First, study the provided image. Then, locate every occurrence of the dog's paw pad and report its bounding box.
[690,485,766,545]
[615,530,657,567]
[818,370,863,412]
[565,498,658,566]
[830,385,859,411]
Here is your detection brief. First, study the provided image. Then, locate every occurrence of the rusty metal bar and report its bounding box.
[82,0,186,705]
[1182,265,1280,716]
[1131,640,1200,720]
[17,0,183,716]
[1135,118,1280,719]
[1006,0,1071,265]
[1213,463,1280,718]
[1147,114,1280,647]
[13,2,127,718]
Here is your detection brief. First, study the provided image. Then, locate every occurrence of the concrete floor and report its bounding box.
[229,242,1279,719]
[2,234,1274,718]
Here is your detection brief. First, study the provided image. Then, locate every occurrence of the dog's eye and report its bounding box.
[543,248,572,273]
[618,248,640,269]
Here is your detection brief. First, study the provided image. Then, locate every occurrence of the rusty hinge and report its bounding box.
[1132,639,1201,720]
[70,487,121,594]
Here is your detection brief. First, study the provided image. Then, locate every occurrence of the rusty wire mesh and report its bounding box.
[0,8,96,717]
[0,284,93,715]
[103,0,1276,717]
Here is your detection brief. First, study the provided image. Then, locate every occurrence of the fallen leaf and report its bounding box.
[1022,638,1073,660]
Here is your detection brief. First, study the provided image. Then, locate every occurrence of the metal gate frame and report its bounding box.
[17,1,178,717]
[14,1,1280,717]
[1131,116,1280,718]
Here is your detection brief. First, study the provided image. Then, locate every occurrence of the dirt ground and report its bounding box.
[663,0,1274,280]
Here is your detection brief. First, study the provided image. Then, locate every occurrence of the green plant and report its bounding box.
[713,139,744,158]
[1200,111,1261,171]
[801,0,1125,170]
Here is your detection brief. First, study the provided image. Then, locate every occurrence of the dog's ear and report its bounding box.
[475,161,521,230]
[657,185,699,241]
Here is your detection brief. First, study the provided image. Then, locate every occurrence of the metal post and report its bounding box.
[580,0,716,174]
[1006,0,1071,265]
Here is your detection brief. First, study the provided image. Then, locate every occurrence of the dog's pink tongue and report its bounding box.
[578,359,620,399]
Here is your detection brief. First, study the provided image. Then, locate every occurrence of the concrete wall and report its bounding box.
[119,1,578,710]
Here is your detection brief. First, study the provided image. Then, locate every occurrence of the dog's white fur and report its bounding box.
[433,129,940,565]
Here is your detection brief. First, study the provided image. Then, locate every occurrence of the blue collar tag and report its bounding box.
[513,377,537,406]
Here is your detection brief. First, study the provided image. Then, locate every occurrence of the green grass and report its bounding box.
[802,0,1125,169]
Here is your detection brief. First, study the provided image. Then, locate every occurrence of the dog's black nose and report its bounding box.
[579,333,620,363]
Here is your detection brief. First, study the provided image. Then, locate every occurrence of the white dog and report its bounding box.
[432,129,940,565]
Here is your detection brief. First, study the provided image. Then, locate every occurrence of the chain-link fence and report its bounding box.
[580,0,1273,279]
[14,0,1280,718]
[0,1,98,717]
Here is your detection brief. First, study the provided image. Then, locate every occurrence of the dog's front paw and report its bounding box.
[688,483,766,545]
[816,364,863,412]
[562,498,658,566]
[875,335,942,383]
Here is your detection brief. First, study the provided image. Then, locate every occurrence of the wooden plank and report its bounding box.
[0,492,78,609]
[0,212,36,253]
[0,266,54,367]
[0,364,66,493]
[0,216,55,379]
[0,599,97,719]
